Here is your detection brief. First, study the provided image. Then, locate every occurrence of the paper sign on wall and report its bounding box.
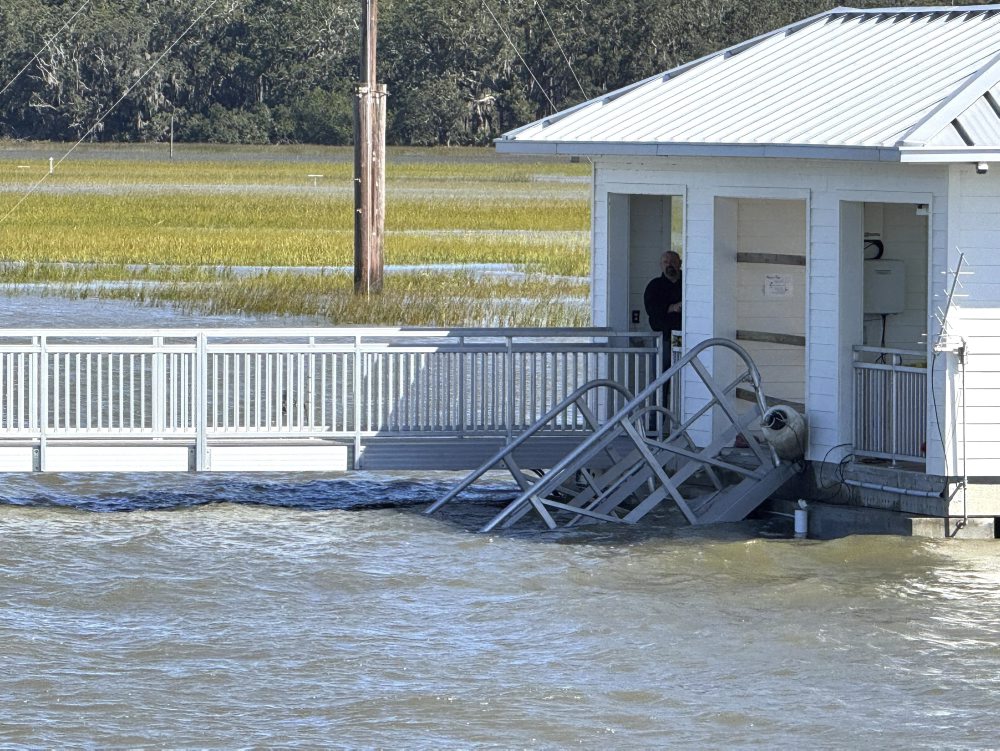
[764,274,793,298]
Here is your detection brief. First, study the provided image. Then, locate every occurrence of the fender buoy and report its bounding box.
[760,405,807,461]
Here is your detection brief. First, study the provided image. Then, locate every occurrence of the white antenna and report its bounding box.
[933,250,971,353]
[932,249,971,524]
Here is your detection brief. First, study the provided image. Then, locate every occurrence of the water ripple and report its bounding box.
[2,477,999,749]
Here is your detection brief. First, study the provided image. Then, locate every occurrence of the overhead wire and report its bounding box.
[480,0,557,113]
[0,0,93,100]
[482,1,594,165]
[532,0,588,101]
[0,0,223,228]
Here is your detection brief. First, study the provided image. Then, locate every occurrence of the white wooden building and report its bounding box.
[497,5,1000,523]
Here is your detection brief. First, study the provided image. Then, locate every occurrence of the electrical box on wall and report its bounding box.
[863,260,906,314]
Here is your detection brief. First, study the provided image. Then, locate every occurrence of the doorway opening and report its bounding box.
[848,201,929,464]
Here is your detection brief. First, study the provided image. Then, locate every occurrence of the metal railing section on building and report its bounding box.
[853,345,927,463]
[0,328,661,468]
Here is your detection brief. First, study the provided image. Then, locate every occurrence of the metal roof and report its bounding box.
[497,5,1000,163]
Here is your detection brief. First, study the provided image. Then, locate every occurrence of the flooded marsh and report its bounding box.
[0,143,590,325]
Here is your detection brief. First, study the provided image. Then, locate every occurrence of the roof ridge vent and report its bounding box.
[945,10,980,21]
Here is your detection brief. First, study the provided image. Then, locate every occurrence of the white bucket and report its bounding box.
[794,505,809,539]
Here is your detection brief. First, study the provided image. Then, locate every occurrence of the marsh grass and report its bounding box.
[1,267,590,327]
[0,144,591,325]
[0,143,589,187]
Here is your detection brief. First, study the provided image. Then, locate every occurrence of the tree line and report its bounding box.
[0,0,968,147]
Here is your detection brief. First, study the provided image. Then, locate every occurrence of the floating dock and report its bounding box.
[0,327,660,473]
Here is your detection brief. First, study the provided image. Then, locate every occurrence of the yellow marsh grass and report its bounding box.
[0,223,588,276]
[0,168,589,273]
[0,189,586,231]
[0,145,591,323]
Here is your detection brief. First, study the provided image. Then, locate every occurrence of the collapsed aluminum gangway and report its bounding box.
[426,338,800,531]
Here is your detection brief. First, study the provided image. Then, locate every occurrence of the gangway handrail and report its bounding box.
[424,378,635,515]
[467,338,777,532]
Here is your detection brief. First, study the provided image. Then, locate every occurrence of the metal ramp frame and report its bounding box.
[424,378,637,515]
[427,338,799,532]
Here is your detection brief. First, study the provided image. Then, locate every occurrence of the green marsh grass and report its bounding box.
[0,144,591,325]
[3,267,590,327]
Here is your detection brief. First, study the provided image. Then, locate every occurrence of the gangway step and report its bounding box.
[687,460,798,524]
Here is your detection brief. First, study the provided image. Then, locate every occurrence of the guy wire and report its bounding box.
[533,0,588,101]
[481,0,557,113]
[0,0,93,99]
[0,0,224,228]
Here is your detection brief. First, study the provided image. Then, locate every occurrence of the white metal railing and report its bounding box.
[853,345,927,463]
[0,328,661,468]
[669,331,683,420]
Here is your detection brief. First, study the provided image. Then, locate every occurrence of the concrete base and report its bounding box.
[797,459,1000,527]
[761,497,996,539]
[805,460,953,515]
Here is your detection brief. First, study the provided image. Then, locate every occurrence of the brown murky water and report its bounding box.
[1,470,999,749]
[1,297,999,748]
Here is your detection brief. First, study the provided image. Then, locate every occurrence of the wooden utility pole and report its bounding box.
[353,0,386,295]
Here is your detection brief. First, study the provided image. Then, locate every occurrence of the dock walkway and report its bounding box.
[0,327,660,472]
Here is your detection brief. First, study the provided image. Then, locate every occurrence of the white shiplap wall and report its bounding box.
[593,156,954,474]
[736,199,807,405]
[950,165,1000,477]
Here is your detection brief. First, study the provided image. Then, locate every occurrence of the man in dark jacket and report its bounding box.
[643,251,682,425]
[644,250,683,367]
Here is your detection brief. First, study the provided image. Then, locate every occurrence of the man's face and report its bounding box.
[661,252,681,281]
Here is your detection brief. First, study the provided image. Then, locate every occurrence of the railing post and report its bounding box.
[353,333,363,469]
[307,335,315,429]
[505,335,514,440]
[195,332,208,470]
[889,355,902,467]
[37,335,47,471]
[851,347,859,454]
[152,335,164,436]
[672,333,684,424]
[458,335,466,438]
